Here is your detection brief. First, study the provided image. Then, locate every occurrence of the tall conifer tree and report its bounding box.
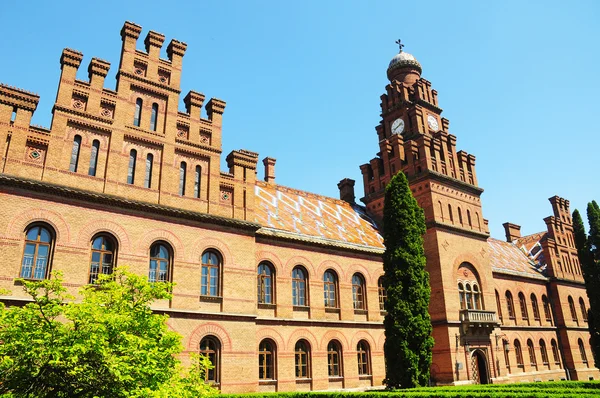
[382,172,433,389]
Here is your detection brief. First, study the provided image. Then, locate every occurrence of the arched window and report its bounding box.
[257,262,274,304]
[352,273,366,310]
[473,284,482,310]
[542,295,553,325]
[531,293,540,321]
[179,162,187,196]
[323,270,338,308]
[467,209,472,227]
[20,224,54,279]
[88,139,100,176]
[194,165,201,198]
[458,283,466,310]
[144,153,153,188]
[539,339,549,366]
[519,292,529,321]
[69,135,82,172]
[357,340,371,376]
[201,251,221,297]
[476,212,481,230]
[148,242,171,283]
[568,296,578,322]
[327,340,342,377]
[503,339,511,372]
[127,149,137,184]
[199,336,220,383]
[89,234,116,284]
[438,201,444,221]
[551,339,561,367]
[378,277,386,312]
[258,339,275,380]
[294,340,310,379]
[292,266,308,307]
[458,207,463,225]
[506,291,515,319]
[134,98,142,127]
[447,204,454,223]
[579,339,588,365]
[527,339,537,366]
[495,290,503,323]
[579,297,588,322]
[150,103,158,131]
[514,339,524,368]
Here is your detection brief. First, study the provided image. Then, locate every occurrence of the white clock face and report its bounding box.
[391,118,405,135]
[427,115,439,131]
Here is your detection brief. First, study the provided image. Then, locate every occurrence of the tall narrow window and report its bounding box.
[294,340,310,379]
[568,296,578,322]
[127,149,137,184]
[459,283,466,310]
[542,295,553,325]
[179,162,186,196]
[89,235,116,284]
[148,242,171,283]
[519,292,528,321]
[531,293,540,321]
[495,290,503,323]
[150,103,158,131]
[551,339,561,367]
[292,267,308,307]
[20,224,54,279]
[201,251,220,297]
[527,339,537,367]
[327,341,342,377]
[323,270,338,308]
[473,284,482,310]
[506,291,515,319]
[514,339,524,368]
[465,284,473,309]
[579,339,588,365]
[458,207,463,225]
[69,135,82,172]
[357,340,371,376]
[448,204,454,223]
[194,165,201,198]
[378,277,386,312]
[257,262,274,304]
[134,98,142,127]
[352,273,366,310]
[88,139,100,176]
[144,153,153,188]
[467,209,472,227]
[258,339,275,380]
[199,336,220,383]
[540,339,549,366]
[580,298,588,322]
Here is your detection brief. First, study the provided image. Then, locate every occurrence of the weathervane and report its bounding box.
[395,39,404,53]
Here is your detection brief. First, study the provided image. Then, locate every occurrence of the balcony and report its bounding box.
[460,309,499,334]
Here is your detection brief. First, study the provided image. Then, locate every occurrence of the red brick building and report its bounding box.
[0,22,596,391]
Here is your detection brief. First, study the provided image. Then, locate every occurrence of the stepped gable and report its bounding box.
[488,237,547,280]
[254,180,384,249]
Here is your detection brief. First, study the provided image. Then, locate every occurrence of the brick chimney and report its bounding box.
[503,222,522,242]
[337,178,355,204]
[263,157,276,184]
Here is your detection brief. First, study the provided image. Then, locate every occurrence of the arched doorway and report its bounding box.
[471,350,489,384]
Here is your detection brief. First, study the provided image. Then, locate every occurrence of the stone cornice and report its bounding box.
[175,139,221,155]
[427,220,490,240]
[121,72,181,95]
[416,98,443,114]
[54,104,114,126]
[411,169,484,196]
[0,174,261,232]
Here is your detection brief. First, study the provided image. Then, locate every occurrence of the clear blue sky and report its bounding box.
[1,0,598,239]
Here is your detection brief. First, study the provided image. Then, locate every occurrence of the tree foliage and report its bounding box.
[573,205,600,368]
[0,269,217,398]
[382,171,434,389]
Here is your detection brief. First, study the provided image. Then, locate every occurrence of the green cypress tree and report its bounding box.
[382,171,434,389]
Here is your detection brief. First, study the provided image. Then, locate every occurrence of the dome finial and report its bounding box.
[395,39,404,53]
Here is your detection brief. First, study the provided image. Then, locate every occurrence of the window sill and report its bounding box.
[15,277,46,285]
[293,305,310,312]
[258,303,276,310]
[295,378,311,384]
[354,309,368,315]
[258,379,277,385]
[359,375,372,380]
[325,307,340,314]
[380,310,387,316]
[328,376,344,382]
[200,295,223,303]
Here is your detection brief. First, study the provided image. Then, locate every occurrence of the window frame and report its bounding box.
[539,339,549,366]
[134,98,143,127]
[89,234,117,284]
[199,336,221,384]
[551,339,561,367]
[88,139,100,176]
[201,250,221,297]
[514,339,524,368]
[357,340,371,376]
[378,276,386,312]
[257,262,274,305]
[568,296,578,323]
[150,103,158,131]
[127,149,137,184]
[352,273,366,311]
[518,292,529,321]
[69,135,82,172]
[527,339,537,367]
[506,291,516,319]
[327,340,343,378]
[531,293,540,321]
[294,340,311,379]
[20,224,55,280]
[580,297,588,322]
[292,266,308,308]
[258,339,276,381]
[323,270,338,309]
[148,241,172,283]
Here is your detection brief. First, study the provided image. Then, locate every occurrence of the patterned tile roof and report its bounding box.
[515,232,548,272]
[488,238,547,280]
[254,181,384,249]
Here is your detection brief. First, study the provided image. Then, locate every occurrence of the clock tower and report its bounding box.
[357,43,499,384]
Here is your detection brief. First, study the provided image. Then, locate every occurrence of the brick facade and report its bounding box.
[0,22,597,392]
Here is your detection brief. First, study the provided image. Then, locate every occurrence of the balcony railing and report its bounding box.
[460,309,498,324]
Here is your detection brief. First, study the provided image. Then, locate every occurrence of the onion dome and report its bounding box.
[387,40,422,83]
